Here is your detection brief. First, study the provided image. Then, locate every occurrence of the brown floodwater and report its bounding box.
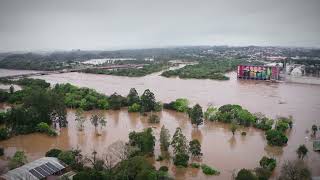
[0,69,320,179]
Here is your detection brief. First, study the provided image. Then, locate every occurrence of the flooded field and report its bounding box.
[1,69,320,179]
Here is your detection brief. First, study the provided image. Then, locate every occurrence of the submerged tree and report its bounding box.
[127,88,140,106]
[75,108,85,131]
[140,89,156,112]
[279,160,311,180]
[312,124,318,136]
[189,139,202,157]
[9,151,27,170]
[90,113,106,135]
[296,144,308,160]
[171,127,189,167]
[160,125,170,151]
[9,85,14,94]
[189,104,203,128]
[230,123,238,135]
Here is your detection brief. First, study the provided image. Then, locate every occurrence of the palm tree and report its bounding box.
[296,144,308,160]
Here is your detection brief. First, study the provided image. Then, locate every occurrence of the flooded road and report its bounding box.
[1,69,320,179]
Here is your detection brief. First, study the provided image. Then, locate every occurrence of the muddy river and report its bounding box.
[1,69,320,179]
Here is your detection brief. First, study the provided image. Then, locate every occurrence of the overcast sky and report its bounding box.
[0,0,320,52]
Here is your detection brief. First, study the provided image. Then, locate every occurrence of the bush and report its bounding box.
[265,129,288,146]
[190,163,200,168]
[201,164,220,175]
[45,148,62,158]
[0,112,7,124]
[0,147,4,156]
[128,103,141,112]
[58,151,76,165]
[236,169,257,180]
[148,114,160,123]
[9,151,27,169]
[173,153,189,167]
[159,166,169,172]
[241,132,247,136]
[36,122,57,136]
[204,106,218,121]
[0,127,10,140]
[255,167,272,180]
[259,156,276,171]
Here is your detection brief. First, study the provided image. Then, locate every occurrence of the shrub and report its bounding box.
[36,122,57,136]
[265,129,288,146]
[173,153,189,167]
[254,167,271,180]
[58,151,76,165]
[241,132,247,136]
[128,103,141,112]
[201,164,220,175]
[9,151,27,169]
[259,156,276,171]
[148,114,160,123]
[190,163,200,168]
[0,127,10,140]
[204,106,218,121]
[45,148,62,158]
[159,166,169,172]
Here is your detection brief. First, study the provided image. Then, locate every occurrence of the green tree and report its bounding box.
[312,124,318,135]
[265,129,288,146]
[189,139,202,157]
[128,103,141,112]
[259,156,276,171]
[173,153,189,167]
[204,106,218,121]
[296,144,308,160]
[171,127,188,154]
[140,89,156,112]
[108,93,126,110]
[45,148,62,157]
[173,98,189,112]
[127,88,140,106]
[75,108,86,131]
[189,104,203,127]
[58,151,76,165]
[129,128,155,154]
[9,151,27,169]
[160,125,170,151]
[235,169,257,180]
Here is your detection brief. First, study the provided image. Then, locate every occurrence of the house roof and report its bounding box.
[1,157,65,180]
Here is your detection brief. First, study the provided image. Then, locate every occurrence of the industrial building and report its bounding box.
[237,65,280,81]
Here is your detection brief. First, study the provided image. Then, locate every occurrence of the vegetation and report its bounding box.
[128,103,141,112]
[189,104,203,127]
[171,127,189,167]
[279,160,311,180]
[253,113,274,131]
[127,88,140,106]
[75,108,86,131]
[163,98,189,112]
[189,139,202,157]
[161,59,246,80]
[159,166,168,172]
[140,89,161,112]
[58,150,76,165]
[35,122,57,136]
[9,151,27,170]
[82,63,170,77]
[129,128,155,155]
[45,148,62,158]
[312,124,318,135]
[296,144,308,160]
[275,116,293,132]
[160,125,170,151]
[204,106,218,121]
[265,129,288,146]
[259,156,276,171]
[190,163,200,168]
[230,123,238,135]
[90,113,107,135]
[0,127,10,140]
[148,114,160,123]
[201,164,220,175]
[235,169,257,180]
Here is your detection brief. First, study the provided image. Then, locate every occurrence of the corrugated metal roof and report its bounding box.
[1,157,65,180]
